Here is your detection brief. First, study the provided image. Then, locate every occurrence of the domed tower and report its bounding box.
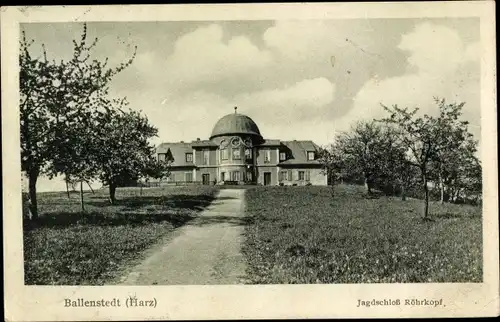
[210,107,262,184]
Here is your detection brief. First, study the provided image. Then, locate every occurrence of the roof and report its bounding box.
[257,139,281,147]
[156,139,323,167]
[210,113,262,139]
[156,142,194,167]
[279,140,322,166]
[191,139,218,148]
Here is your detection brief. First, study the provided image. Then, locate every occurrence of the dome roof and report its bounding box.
[210,112,262,139]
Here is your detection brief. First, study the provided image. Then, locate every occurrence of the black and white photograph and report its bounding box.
[2,2,498,321]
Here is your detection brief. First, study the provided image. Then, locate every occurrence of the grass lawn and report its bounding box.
[24,185,219,285]
[242,184,482,284]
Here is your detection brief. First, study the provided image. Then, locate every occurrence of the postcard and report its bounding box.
[2,2,498,320]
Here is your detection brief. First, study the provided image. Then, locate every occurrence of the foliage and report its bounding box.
[242,186,482,284]
[427,100,481,204]
[320,121,409,195]
[317,146,343,186]
[91,107,170,203]
[23,186,219,285]
[20,23,136,218]
[378,98,480,217]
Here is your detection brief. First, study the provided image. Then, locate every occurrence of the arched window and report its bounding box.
[221,148,228,160]
[233,148,241,160]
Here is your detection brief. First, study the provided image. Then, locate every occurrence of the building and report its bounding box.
[155,108,327,186]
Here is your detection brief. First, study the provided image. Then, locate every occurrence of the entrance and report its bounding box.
[264,172,271,186]
[202,174,210,185]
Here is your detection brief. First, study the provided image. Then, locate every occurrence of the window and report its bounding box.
[245,148,252,159]
[232,171,241,181]
[221,148,228,160]
[288,170,292,181]
[185,172,193,182]
[298,171,305,181]
[307,151,315,161]
[203,150,210,165]
[168,173,176,182]
[233,148,241,160]
[279,170,288,181]
[246,171,252,181]
[279,152,286,161]
[264,150,271,163]
[185,153,193,163]
[305,170,311,181]
[158,153,166,162]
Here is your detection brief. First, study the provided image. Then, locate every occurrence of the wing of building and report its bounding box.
[155,110,327,186]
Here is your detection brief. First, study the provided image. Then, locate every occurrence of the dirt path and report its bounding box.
[118,189,248,285]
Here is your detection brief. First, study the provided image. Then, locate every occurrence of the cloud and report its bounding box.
[150,78,336,145]
[345,22,480,135]
[263,20,337,62]
[236,77,336,120]
[398,22,478,74]
[165,24,273,88]
[146,90,232,145]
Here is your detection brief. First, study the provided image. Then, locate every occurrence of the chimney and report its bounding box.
[197,138,200,141]
[180,141,184,143]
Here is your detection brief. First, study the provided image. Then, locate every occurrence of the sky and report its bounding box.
[21,18,481,192]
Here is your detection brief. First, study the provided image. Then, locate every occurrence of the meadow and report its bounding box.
[242,185,482,284]
[23,185,219,285]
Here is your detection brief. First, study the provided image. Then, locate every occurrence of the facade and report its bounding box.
[155,110,327,186]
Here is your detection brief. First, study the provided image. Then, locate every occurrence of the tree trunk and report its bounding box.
[80,181,85,212]
[423,173,430,219]
[85,181,95,194]
[450,188,457,203]
[439,173,444,204]
[109,183,117,204]
[401,184,407,201]
[456,188,462,203]
[329,174,335,203]
[365,176,372,194]
[65,176,71,199]
[28,169,39,219]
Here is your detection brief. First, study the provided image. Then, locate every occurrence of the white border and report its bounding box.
[2,2,498,320]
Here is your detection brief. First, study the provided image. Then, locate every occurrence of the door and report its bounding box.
[232,171,241,182]
[264,172,271,186]
[202,174,210,185]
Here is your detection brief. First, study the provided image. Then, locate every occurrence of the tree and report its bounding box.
[92,107,168,204]
[317,146,343,198]
[20,23,136,218]
[391,157,420,201]
[429,99,479,204]
[435,142,481,204]
[379,98,474,218]
[330,121,403,195]
[459,157,482,204]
